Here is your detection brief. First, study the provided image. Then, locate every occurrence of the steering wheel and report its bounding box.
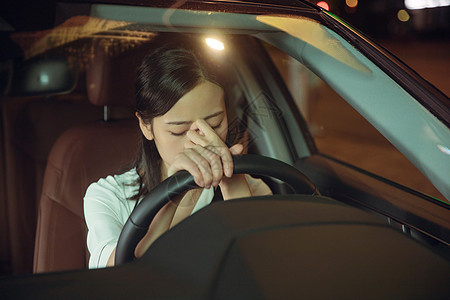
[115,154,318,265]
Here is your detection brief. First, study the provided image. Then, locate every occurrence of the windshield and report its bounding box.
[1,2,448,277]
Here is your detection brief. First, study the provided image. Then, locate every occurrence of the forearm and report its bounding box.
[219,174,251,200]
[135,228,160,258]
[134,192,184,258]
[106,228,160,267]
[107,247,116,267]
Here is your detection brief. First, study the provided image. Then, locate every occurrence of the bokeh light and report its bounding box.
[316,1,330,11]
[346,0,358,8]
[397,9,410,22]
[405,0,450,10]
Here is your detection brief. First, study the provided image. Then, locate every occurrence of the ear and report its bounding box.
[136,112,154,140]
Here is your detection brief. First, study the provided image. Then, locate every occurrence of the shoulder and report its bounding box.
[85,168,139,205]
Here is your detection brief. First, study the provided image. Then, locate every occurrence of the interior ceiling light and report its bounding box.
[205,38,224,51]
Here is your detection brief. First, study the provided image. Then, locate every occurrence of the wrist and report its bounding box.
[219,174,251,200]
[219,173,245,189]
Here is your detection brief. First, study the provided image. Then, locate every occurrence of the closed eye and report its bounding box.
[169,122,222,137]
[170,130,187,136]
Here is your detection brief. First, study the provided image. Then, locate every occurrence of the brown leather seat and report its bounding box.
[33,43,147,273]
[2,92,104,275]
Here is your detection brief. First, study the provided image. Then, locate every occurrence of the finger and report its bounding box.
[192,119,225,146]
[184,141,196,149]
[209,145,233,178]
[184,148,214,189]
[194,145,223,187]
[194,119,217,137]
[229,143,244,155]
[168,153,204,187]
[186,129,209,147]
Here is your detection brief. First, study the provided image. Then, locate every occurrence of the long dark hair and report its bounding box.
[131,33,241,201]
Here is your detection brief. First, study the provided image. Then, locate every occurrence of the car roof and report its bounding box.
[63,0,318,10]
[59,0,320,16]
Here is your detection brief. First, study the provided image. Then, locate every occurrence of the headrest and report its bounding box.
[86,43,149,107]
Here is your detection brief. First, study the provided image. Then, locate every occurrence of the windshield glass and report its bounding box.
[6,8,449,202]
[253,15,449,203]
[1,3,448,278]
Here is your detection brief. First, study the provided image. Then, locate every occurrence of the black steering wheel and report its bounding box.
[115,154,318,265]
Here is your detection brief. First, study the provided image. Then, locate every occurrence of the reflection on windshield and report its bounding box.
[257,15,371,74]
[11,16,154,70]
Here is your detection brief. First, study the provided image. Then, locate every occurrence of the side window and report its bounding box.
[265,44,445,201]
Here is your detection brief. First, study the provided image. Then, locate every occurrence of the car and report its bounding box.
[1,0,449,298]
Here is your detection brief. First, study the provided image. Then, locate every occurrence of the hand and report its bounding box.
[167,119,243,189]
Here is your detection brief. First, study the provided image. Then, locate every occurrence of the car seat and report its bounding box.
[1,68,112,274]
[32,42,147,273]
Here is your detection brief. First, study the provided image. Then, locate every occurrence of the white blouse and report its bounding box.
[84,169,272,269]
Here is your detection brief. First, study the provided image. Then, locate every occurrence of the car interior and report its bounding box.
[1,5,449,282]
[1,26,307,275]
[33,40,146,273]
[0,3,449,299]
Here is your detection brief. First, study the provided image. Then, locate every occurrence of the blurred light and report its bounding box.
[405,0,450,10]
[438,145,450,155]
[317,1,330,10]
[40,73,49,85]
[346,0,358,8]
[205,38,224,51]
[397,9,410,22]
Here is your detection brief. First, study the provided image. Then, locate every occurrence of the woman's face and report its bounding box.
[138,80,228,172]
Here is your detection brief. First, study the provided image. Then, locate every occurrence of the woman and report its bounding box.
[84,34,272,269]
